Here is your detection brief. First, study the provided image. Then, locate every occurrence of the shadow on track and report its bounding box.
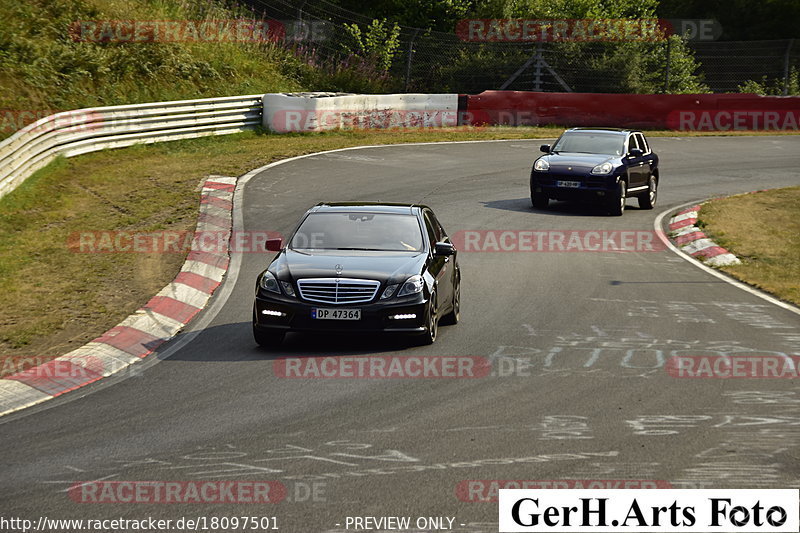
[481,197,647,216]
[610,279,727,286]
[165,321,435,363]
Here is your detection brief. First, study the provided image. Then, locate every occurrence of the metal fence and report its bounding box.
[253,0,799,95]
[0,95,263,200]
[398,35,798,95]
[690,39,797,93]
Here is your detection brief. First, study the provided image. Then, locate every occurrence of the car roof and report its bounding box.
[564,127,638,136]
[310,202,426,215]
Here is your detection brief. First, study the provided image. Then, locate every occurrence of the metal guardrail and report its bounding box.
[0,94,264,200]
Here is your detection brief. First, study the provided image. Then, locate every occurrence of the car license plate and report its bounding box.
[556,180,581,188]
[312,308,361,320]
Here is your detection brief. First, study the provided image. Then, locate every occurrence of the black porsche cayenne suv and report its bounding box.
[530,128,660,216]
[253,203,461,347]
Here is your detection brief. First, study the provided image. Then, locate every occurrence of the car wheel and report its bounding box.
[608,180,626,216]
[441,276,460,326]
[531,192,549,209]
[418,291,438,345]
[638,175,658,210]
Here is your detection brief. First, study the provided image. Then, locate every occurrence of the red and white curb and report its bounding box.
[0,175,236,417]
[668,205,741,267]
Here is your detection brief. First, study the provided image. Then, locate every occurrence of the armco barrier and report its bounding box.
[460,91,800,130]
[263,92,460,132]
[0,95,264,200]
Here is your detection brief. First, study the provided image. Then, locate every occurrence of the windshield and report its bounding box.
[552,132,625,155]
[290,212,424,252]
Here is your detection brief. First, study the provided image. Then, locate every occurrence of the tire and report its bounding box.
[417,291,439,345]
[253,324,285,348]
[608,180,626,216]
[638,175,658,210]
[531,192,549,209]
[441,276,460,326]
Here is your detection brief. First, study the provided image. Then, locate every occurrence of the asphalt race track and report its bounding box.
[1,136,799,532]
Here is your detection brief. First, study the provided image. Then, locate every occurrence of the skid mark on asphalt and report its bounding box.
[590,298,800,348]
[486,322,798,378]
[40,438,622,494]
[39,388,800,498]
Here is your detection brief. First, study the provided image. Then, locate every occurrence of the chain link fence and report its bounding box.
[690,39,797,93]
[398,36,798,94]
[250,0,799,95]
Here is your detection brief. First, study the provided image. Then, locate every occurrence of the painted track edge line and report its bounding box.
[654,199,800,317]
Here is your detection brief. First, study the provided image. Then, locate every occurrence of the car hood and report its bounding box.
[543,152,618,171]
[271,249,428,285]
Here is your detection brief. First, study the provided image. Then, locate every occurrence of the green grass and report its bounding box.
[0,0,395,139]
[698,187,800,306]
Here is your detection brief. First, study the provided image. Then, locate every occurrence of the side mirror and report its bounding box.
[629,148,643,157]
[540,144,551,153]
[265,237,283,252]
[434,242,455,257]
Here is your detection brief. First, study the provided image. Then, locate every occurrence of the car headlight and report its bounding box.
[397,275,424,297]
[259,271,280,294]
[381,284,399,299]
[534,158,550,171]
[591,161,614,175]
[280,281,295,297]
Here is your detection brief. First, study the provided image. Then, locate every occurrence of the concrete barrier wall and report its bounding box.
[263,93,460,132]
[460,91,800,131]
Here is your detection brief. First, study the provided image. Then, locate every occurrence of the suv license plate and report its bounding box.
[556,180,581,188]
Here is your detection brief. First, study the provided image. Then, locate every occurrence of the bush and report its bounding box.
[739,67,800,96]
[340,19,402,71]
[450,0,711,94]
[0,0,402,139]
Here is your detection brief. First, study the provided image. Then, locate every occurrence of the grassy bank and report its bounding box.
[0,0,394,140]
[1,0,289,113]
[698,187,800,307]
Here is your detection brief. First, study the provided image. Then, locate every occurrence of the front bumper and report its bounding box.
[253,293,429,335]
[531,172,617,201]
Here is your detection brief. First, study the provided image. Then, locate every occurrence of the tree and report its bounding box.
[462,0,709,93]
[656,0,800,40]
[339,19,402,71]
[330,0,472,31]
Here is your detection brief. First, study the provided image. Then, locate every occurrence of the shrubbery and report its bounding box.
[0,0,397,138]
[739,67,799,96]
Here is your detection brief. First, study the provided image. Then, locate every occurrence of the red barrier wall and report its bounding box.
[461,91,800,131]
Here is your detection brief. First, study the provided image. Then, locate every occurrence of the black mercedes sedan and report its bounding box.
[530,128,659,215]
[253,203,461,348]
